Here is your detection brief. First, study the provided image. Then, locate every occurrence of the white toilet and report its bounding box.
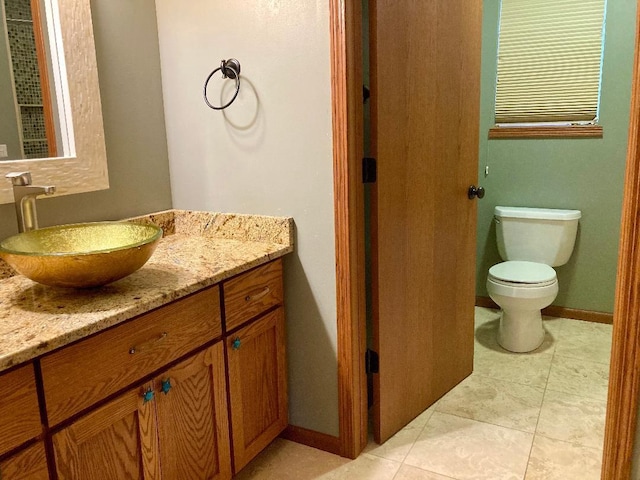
[486,206,581,353]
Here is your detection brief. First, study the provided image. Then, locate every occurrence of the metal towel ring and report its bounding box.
[203,58,241,110]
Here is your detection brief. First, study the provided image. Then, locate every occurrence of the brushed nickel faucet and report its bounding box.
[6,172,56,233]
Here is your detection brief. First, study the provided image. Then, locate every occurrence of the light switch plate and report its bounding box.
[0,145,7,158]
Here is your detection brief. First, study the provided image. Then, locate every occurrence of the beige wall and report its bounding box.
[154,1,339,435]
[0,0,172,240]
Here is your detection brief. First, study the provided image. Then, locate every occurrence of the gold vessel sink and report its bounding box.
[0,222,163,288]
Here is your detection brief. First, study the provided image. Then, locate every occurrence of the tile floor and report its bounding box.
[235,307,612,480]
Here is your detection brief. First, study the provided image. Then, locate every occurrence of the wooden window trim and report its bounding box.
[488,125,603,139]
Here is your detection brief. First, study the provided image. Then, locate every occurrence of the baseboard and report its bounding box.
[280,425,342,457]
[475,296,613,325]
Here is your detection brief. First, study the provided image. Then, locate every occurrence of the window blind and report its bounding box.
[495,0,606,124]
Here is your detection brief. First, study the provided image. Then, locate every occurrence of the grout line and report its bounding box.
[432,409,537,436]
[522,318,562,479]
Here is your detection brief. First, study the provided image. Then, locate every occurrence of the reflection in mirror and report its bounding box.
[0,0,108,205]
[1,0,60,160]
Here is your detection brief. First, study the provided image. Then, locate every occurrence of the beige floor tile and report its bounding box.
[234,439,349,480]
[436,374,544,432]
[405,412,533,480]
[365,405,437,462]
[536,389,606,449]
[474,307,500,325]
[473,346,553,388]
[546,354,610,402]
[525,435,603,480]
[553,320,612,364]
[236,438,401,480]
[541,316,568,337]
[318,453,401,480]
[394,464,456,480]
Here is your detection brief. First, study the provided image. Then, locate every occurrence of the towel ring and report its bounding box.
[203,58,241,110]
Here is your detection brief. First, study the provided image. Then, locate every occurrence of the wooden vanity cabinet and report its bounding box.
[154,344,231,479]
[0,442,49,480]
[0,364,47,480]
[0,364,42,456]
[226,308,288,472]
[53,379,160,479]
[224,259,283,331]
[53,344,231,480]
[1,258,288,480]
[222,259,288,473]
[41,286,222,427]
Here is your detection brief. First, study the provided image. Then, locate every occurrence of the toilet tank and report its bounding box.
[495,206,581,267]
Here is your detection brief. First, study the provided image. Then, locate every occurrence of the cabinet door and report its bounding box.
[227,308,287,472]
[0,442,49,480]
[0,364,42,456]
[52,383,159,480]
[154,344,232,480]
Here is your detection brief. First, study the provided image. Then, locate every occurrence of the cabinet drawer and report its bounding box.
[224,259,283,331]
[41,286,222,426]
[0,442,49,480]
[0,364,41,456]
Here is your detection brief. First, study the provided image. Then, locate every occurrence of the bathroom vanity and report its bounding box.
[0,209,294,479]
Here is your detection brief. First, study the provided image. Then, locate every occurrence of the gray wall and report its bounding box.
[476,0,636,313]
[0,7,21,160]
[0,0,172,239]
[153,0,339,436]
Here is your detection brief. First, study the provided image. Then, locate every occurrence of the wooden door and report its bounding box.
[53,383,159,480]
[0,442,49,480]
[154,344,232,480]
[370,0,483,442]
[226,308,288,473]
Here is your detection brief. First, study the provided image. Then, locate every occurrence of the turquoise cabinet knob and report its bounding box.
[161,379,172,395]
[142,389,155,403]
[232,337,241,350]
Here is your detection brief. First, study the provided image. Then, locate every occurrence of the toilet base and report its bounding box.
[497,308,545,353]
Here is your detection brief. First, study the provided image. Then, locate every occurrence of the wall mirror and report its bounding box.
[0,0,108,204]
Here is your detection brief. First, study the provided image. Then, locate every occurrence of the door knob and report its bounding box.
[468,185,485,199]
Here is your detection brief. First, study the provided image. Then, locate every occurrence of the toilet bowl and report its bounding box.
[487,260,559,352]
[486,206,580,353]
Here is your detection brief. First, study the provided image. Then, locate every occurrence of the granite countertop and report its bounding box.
[0,209,294,372]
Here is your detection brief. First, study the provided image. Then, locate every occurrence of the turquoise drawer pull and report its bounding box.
[232,337,241,350]
[161,379,172,395]
[142,388,155,403]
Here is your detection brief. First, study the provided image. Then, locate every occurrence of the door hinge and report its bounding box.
[365,349,379,374]
[362,157,377,184]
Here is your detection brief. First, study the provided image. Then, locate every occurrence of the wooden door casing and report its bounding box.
[370,0,483,443]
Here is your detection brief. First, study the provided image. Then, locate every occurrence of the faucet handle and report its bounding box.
[6,172,32,186]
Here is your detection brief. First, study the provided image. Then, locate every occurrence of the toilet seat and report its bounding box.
[488,261,557,288]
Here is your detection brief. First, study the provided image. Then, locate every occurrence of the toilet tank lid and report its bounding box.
[495,206,582,221]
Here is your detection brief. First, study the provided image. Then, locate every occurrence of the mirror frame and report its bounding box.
[0,0,108,204]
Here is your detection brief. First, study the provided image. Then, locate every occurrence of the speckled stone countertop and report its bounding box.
[0,209,294,372]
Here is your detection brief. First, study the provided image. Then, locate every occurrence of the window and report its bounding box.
[491,0,606,138]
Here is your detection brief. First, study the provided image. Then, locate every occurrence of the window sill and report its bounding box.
[488,125,603,139]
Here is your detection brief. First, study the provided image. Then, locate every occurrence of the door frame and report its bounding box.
[330,0,640,476]
[329,0,368,459]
